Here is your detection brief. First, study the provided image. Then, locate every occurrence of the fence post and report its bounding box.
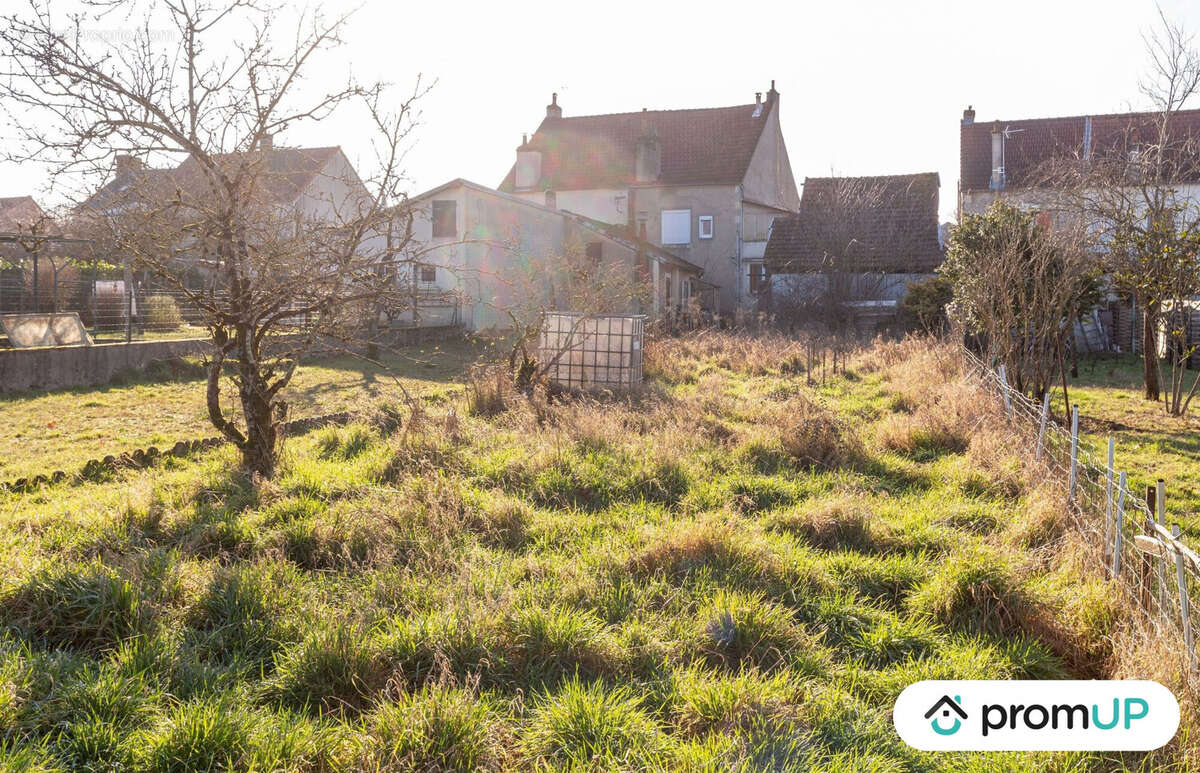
[1068,405,1080,502]
[1172,523,1195,666]
[1104,437,1115,566]
[1036,391,1051,461]
[1114,472,1127,578]
[997,364,1012,416]
[1157,479,1170,618]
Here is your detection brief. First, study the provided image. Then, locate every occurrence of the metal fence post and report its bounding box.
[1157,479,1170,618]
[1114,472,1127,578]
[1172,523,1195,666]
[123,259,133,343]
[1104,437,1115,565]
[1068,405,1079,502]
[1036,391,1051,461]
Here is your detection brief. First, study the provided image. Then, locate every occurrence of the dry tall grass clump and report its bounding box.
[777,395,864,471]
[645,330,808,383]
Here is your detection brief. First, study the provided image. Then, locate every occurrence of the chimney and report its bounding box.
[752,92,763,117]
[546,92,562,119]
[990,121,1005,190]
[515,134,542,190]
[765,79,778,104]
[114,154,144,178]
[259,133,274,152]
[962,105,975,126]
[635,112,661,184]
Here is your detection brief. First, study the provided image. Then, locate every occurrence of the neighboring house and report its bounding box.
[763,172,943,329]
[958,105,1200,217]
[497,84,799,315]
[0,196,46,232]
[404,178,703,330]
[82,138,371,236]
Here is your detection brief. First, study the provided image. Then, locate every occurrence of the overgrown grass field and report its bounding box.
[0,334,1185,770]
[0,338,482,483]
[1052,355,1200,537]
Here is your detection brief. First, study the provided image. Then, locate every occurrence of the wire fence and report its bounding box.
[0,278,463,346]
[964,349,1199,669]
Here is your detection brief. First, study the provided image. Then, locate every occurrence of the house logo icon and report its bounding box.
[924,695,967,735]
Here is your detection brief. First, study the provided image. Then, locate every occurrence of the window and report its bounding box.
[748,263,766,295]
[661,209,691,245]
[431,200,456,238]
[698,215,714,239]
[419,264,437,283]
[585,241,603,267]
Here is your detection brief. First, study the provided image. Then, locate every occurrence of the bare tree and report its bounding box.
[942,202,1103,407]
[1042,8,1200,410]
[0,0,427,476]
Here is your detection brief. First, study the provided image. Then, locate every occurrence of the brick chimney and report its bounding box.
[515,133,542,190]
[765,79,778,104]
[635,111,661,184]
[259,133,274,152]
[546,92,562,119]
[114,154,145,177]
[962,105,976,126]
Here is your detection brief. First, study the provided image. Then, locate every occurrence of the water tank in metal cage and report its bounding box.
[537,312,645,390]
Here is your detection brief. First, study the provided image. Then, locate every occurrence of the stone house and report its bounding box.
[404,178,702,331]
[497,84,799,316]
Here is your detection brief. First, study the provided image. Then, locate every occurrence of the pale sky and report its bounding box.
[2,0,1198,222]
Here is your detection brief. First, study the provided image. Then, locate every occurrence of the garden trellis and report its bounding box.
[966,349,1200,667]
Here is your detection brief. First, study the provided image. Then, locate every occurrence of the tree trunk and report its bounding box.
[238,362,279,478]
[1143,301,1161,401]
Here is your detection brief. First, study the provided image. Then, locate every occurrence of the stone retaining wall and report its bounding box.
[0,337,211,392]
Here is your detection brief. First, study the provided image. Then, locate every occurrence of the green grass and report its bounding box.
[1054,354,1200,536]
[0,337,484,482]
[0,334,1169,770]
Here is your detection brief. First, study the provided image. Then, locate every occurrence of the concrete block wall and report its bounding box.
[0,338,211,393]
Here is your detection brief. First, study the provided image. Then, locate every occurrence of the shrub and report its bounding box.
[366,686,509,771]
[144,294,184,331]
[521,680,667,768]
[1,564,146,653]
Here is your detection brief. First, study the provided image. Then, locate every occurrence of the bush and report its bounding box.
[144,294,184,331]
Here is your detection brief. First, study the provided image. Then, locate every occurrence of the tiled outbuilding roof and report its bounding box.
[499,100,773,191]
[764,173,942,274]
[0,196,45,231]
[960,108,1200,192]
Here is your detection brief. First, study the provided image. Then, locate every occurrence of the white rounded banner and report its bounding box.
[893,680,1179,751]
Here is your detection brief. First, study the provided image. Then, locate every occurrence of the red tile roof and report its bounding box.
[764,173,943,274]
[960,108,1200,191]
[498,101,773,191]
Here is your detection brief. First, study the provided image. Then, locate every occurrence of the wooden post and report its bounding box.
[1173,523,1195,666]
[1114,472,1127,577]
[997,364,1012,416]
[1104,437,1115,567]
[1068,405,1080,502]
[1143,484,1157,611]
[1036,391,1051,461]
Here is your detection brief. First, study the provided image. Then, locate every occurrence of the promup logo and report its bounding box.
[924,695,967,735]
[894,680,1179,751]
